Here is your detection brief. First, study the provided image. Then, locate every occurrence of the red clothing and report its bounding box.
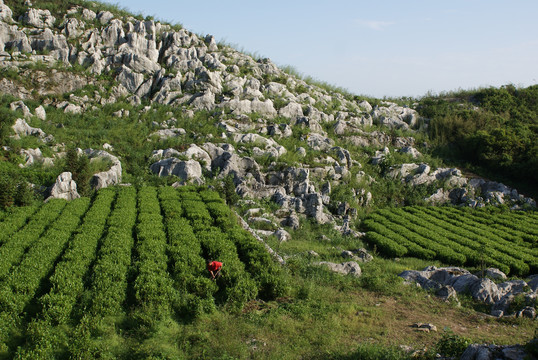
[207,261,223,272]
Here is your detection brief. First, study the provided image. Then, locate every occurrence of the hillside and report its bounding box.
[418,85,538,199]
[0,0,537,358]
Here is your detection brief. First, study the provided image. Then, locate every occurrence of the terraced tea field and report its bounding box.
[0,186,287,359]
[363,206,538,276]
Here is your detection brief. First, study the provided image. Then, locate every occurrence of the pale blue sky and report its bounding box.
[101,0,538,98]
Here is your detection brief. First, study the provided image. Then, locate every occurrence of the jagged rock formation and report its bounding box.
[0,2,536,357]
[150,158,203,184]
[46,171,80,201]
[0,1,422,130]
[11,118,53,142]
[19,147,54,167]
[400,266,538,318]
[0,0,535,222]
[461,344,529,360]
[388,163,536,208]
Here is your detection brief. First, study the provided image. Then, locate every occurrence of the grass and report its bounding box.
[73,278,532,359]
[108,257,534,359]
[245,219,535,353]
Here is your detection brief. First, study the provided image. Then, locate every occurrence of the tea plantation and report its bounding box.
[363,206,538,276]
[0,186,287,359]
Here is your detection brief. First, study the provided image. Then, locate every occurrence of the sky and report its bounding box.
[101,0,538,99]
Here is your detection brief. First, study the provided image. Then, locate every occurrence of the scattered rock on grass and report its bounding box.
[411,323,437,333]
[274,229,291,242]
[400,266,536,318]
[316,261,361,277]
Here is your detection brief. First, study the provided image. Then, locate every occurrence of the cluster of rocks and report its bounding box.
[400,266,538,319]
[400,343,532,360]
[148,142,370,226]
[0,0,429,133]
[235,210,285,265]
[340,248,374,263]
[7,96,122,197]
[371,101,421,130]
[0,0,404,122]
[240,206,291,242]
[11,118,53,143]
[307,248,374,277]
[0,1,432,219]
[461,344,529,360]
[387,161,536,208]
[43,148,122,201]
[236,198,374,277]
[2,1,535,222]
[83,148,122,190]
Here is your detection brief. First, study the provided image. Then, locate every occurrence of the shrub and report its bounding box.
[0,172,16,209]
[64,147,92,197]
[345,343,410,360]
[216,175,239,206]
[436,330,472,358]
[526,332,538,358]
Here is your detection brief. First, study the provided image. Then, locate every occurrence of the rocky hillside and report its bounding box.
[1,1,537,358]
[0,0,535,230]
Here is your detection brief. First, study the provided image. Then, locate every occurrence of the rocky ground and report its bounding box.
[400,266,538,319]
[2,0,535,226]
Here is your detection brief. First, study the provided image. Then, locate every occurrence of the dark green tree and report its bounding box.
[0,172,16,209]
[65,147,79,171]
[74,154,91,197]
[218,174,239,206]
[15,181,35,206]
[64,147,91,197]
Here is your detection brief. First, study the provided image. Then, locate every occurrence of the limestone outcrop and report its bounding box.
[47,172,80,201]
[0,0,534,227]
[400,266,538,318]
[84,149,122,190]
[150,158,203,184]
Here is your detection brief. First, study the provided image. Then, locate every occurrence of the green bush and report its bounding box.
[216,174,239,206]
[435,330,472,358]
[418,84,538,195]
[64,147,92,196]
[344,343,410,360]
[0,173,16,209]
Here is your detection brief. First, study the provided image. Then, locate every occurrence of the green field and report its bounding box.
[0,189,537,359]
[363,206,538,276]
[0,186,287,359]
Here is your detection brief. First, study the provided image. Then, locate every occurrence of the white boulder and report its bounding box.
[47,172,80,201]
[150,158,203,183]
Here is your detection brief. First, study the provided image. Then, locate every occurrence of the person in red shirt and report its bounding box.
[207,260,223,280]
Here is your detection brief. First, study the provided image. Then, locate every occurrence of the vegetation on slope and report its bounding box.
[418,85,538,197]
[0,187,535,359]
[363,206,538,276]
